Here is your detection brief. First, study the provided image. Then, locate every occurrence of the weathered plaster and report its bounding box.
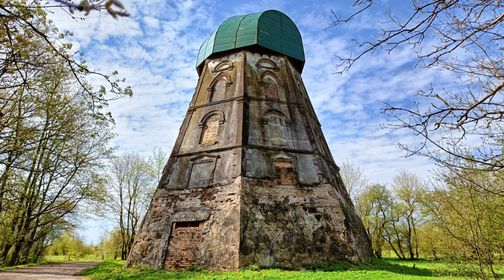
[126,50,372,271]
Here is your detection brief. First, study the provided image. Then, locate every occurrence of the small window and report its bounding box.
[274,161,297,186]
[262,74,279,100]
[175,221,200,228]
[200,120,219,145]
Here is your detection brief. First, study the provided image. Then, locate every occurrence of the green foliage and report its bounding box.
[420,168,504,279]
[383,172,424,260]
[0,0,132,101]
[356,183,393,258]
[93,229,122,261]
[81,259,504,279]
[46,230,93,261]
[103,152,160,260]
[353,165,503,278]
[0,0,124,266]
[241,264,260,271]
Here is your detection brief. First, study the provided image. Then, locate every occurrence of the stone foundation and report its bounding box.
[240,177,371,267]
[127,177,241,270]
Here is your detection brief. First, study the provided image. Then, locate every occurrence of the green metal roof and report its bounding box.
[196,10,305,72]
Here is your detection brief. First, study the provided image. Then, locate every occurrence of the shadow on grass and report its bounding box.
[360,258,437,277]
[80,261,203,280]
[302,258,484,278]
[302,258,434,277]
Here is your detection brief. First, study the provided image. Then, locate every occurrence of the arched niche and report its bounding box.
[212,60,234,73]
[262,110,293,147]
[271,154,297,186]
[199,111,225,145]
[255,58,278,70]
[207,72,232,102]
[260,71,281,100]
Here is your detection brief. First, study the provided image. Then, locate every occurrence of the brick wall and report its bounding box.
[274,161,297,185]
[201,120,219,145]
[164,221,203,269]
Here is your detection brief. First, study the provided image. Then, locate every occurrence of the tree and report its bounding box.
[149,148,168,183]
[415,222,446,260]
[105,153,156,260]
[0,0,132,108]
[46,230,92,261]
[0,0,132,266]
[387,172,424,260]
[0,57,114,265]
[355,183,393,258]
[422,167,504,279]
[392,172,424,259]
[95,229,122,260]
[339,160,368,201]
[329,0,504,171]
[53,0,129,18]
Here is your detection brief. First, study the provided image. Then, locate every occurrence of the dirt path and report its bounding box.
[0,262,99,280]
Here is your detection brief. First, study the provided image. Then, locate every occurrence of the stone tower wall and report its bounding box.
[127,52,246,270]
[127,50,372,271]
[239,52,371,266]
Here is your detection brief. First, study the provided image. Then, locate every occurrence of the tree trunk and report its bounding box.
[9,241,23,266]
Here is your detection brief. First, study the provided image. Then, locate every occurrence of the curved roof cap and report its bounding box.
[196,10,305,72]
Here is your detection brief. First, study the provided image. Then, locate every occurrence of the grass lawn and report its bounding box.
[80,259,504,279]
[43,254,102,263]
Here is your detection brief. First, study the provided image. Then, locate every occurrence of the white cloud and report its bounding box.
[297,13,458,186]
[47,1,450,243]
[48,0,215,243]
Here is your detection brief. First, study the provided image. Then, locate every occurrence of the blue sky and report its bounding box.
[49,0,454,243]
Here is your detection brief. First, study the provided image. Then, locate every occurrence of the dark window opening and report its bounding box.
[175,221,201,228]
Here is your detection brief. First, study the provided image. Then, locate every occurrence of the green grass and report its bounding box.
[80,259,504,279]
[44,254,101,263]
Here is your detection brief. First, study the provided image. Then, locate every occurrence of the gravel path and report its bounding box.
[0,262,99,280]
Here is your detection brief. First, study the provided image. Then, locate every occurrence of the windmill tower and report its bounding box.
[127,10,372,271]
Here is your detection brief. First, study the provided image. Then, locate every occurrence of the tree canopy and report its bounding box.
[330,0,503,171]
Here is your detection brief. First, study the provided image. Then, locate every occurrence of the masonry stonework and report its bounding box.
[126,50,372,270]
[127,10,372,271]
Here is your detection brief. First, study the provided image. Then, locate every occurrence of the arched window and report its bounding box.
[199,111,225,145]
[207,62,232,102]
[261,73,279,100]
[209,77,227,102]
[263,111,292,147]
